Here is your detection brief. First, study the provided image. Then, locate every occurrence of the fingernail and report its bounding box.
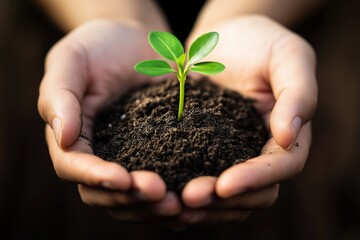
[52,117,63,148]
[289,116,302,149]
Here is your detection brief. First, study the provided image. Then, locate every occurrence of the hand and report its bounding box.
[38,20,181,222]
[178,15,317,224]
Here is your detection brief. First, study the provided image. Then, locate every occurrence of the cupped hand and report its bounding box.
[38,19,181,222]
[178,15,317,224]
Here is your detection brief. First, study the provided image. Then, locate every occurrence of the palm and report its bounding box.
[200,17,292,125]
[179,16,317,224]
[39,16,316,225]
[39,20,182,223]
[62,21,158,130]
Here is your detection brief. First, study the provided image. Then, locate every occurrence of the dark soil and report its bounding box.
[93,78,268,193]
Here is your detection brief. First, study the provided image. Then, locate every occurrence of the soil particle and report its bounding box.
[93,78,268,193]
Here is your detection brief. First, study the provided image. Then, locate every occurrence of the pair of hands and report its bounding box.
[38,15,317,227]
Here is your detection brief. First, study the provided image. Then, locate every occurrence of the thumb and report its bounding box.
[269,36,317,149]
[38,89,82,149]
[38,42,87,149]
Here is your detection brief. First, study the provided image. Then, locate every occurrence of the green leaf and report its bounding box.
[177,53,186,67]
[190,61,225,75]
[134,60,176,76]
[188,32,219,66]
[148,32,184,62]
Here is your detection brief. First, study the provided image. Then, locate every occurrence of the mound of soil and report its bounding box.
[93,78,268,193]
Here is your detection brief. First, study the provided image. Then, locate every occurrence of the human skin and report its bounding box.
[180,15,317,224]
[37,0,318,226]
[176,0,320,224]
[37,0,184,222]
[39,20,185,220]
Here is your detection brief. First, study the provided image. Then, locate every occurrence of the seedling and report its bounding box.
[134,31,225,120]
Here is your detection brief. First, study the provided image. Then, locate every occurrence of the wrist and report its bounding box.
[36,0,169,33]
[187,14,260,47]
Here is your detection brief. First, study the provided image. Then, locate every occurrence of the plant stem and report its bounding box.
[177,76,186,121]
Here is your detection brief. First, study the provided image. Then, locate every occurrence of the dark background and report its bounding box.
[0,0,359,239]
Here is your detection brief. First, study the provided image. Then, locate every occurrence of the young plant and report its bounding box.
[134,31,225,120]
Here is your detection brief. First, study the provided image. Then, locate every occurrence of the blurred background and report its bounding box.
[0,0,359,239]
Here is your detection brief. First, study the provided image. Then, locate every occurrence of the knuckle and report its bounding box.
[78,185,104,207]
[301,39,317,63]
[275,33,315,61]
[79,193,96,207]
[306,94,318,119]
[52,158,68,181]
[52,153,79,183]
[37,93,50,123]
[45,36,86,71]
[82,162,103,186]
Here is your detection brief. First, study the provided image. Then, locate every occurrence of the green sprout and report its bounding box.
[134,31,225,121]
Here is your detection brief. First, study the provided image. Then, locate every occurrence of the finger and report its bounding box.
[130,171,166,201]
[78,184,136,207]
[210,184,279,209]
[79,186,181,217]
[179,209,251,225]
[46,125,131,190]
[216,123,311,198]
[38,40,88,149]
[108,193,182,222]
[269,35,317,149]
[182,176,217,208]
[149,192,182,216]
